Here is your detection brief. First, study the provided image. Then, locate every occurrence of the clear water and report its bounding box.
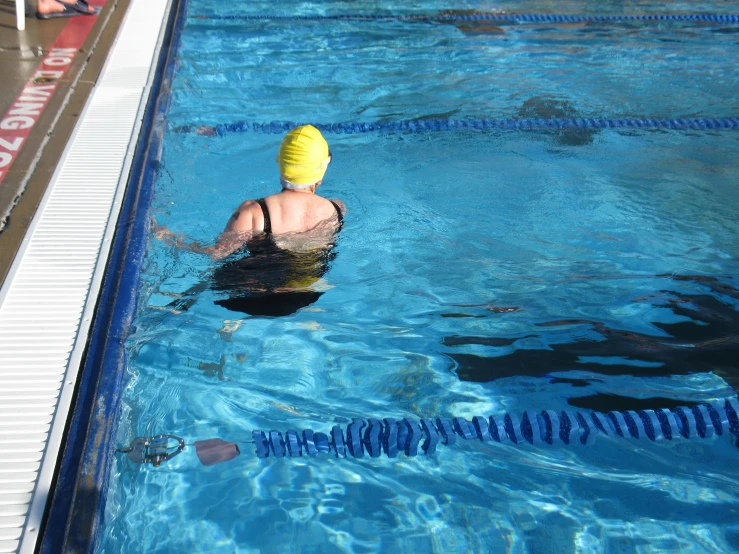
[100,1,739,552]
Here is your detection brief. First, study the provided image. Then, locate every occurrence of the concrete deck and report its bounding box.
[0,0,131,288]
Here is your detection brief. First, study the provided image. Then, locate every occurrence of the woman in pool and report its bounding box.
[154,125,346,317]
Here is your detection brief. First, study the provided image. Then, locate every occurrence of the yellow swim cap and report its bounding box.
[277,125,330,187]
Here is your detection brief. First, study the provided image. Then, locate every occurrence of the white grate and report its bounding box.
[0,0,171,552]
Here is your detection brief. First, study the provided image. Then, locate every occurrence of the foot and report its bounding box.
[36,0,96,16]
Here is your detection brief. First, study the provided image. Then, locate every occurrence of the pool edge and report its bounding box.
[35,0,186,552]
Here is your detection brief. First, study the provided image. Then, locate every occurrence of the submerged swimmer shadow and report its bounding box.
[165,232,339,318]
[444,276,739,393]
[517,95,598,146]
[213,290,325,317]
[435,10,506,36]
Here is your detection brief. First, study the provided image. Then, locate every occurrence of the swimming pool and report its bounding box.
[96,0,739,551]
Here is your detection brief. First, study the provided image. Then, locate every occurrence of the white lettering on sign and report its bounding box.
[0,8,97,187]
[21,85,55,98]
[9,103,44,117]
[0,116,34,130]
[45,57,72,66]
[34,70,64,79]
[0,137,23,152]
[44,48,78,67]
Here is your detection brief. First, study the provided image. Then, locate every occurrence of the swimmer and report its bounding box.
[154,124,345,259]
[517,95,597,146]
[153,125,346,320]
[436,9,506,36]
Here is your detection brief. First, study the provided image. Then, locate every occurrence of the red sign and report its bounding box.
[0,2,106,187]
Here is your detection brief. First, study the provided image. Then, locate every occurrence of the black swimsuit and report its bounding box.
[211,199,343,317]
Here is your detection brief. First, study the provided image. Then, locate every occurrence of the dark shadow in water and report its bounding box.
[435,10,506,36]
[213,290,326,317]
[551,377,602,388]
[517,95,598,146]
[567,393,700,412]
[167,232,339,317]
[444,276,739,395]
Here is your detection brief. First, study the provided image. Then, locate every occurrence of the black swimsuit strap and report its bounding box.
[330,200,344,224]
[259,198,340,234]
[256,198,271,234]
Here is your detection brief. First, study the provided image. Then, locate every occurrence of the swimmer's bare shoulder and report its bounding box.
[225,200,262,233]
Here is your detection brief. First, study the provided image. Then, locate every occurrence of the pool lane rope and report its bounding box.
[177,118,739,137]
[191,13,739,24]
[120,398,739,466]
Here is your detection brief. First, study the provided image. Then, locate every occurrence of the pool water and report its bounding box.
[99,0,739,552]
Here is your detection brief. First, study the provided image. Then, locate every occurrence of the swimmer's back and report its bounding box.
[263,192,344,234]
[228,191,345,236]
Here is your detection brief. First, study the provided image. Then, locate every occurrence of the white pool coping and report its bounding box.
[0,0,171,551]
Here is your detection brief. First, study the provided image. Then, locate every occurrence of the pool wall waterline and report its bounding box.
[30,0,185,552]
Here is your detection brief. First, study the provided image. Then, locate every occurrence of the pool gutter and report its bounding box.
[38,1,186,552]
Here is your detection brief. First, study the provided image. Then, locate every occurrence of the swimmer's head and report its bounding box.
[277,125,331,190]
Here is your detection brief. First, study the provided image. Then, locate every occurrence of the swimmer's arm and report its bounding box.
[195,200,263,259]
[196,230,252,260]
[152,223,249,260]
[224,200,262,233]
[151,206,255,260]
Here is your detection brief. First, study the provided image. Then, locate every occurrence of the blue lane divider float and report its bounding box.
[252,398,739,460]
[184,117,739,137]
[191,13,739,24]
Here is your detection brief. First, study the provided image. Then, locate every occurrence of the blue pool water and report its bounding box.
[100,0,739,551]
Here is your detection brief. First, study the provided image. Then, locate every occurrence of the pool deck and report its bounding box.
[0,0,170,552]
[0,0,130,287]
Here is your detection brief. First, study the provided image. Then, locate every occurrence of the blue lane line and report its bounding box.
[251,398,739,460]
[190,13,739,23]
[177,117,739,136]
[122,398,739,466]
